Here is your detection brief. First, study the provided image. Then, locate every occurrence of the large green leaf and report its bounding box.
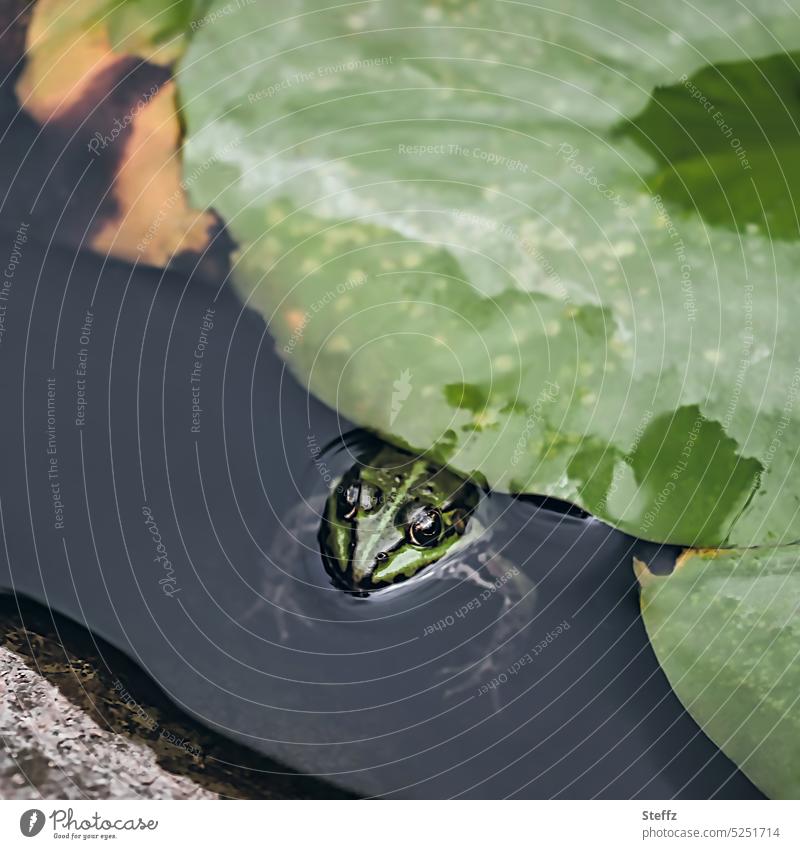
[177,0,800,547]
[637,548,800,799]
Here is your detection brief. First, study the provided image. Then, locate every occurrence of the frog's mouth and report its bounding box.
[318,550,411,597]
[318,531,463,596]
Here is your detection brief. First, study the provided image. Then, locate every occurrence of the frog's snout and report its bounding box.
[319,545,379,595]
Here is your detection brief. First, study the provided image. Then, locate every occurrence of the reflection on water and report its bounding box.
[0,237,761,799]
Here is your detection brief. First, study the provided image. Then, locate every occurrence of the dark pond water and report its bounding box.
[0,231,761,798]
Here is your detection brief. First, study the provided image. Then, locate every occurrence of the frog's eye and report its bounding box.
[407,506,443,547]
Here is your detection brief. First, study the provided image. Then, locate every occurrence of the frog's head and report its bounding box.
[319,445,480,593]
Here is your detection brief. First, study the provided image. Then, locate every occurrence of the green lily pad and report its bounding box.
[620,50,800,241]
[177,0,800,547]
[637,548,800,799]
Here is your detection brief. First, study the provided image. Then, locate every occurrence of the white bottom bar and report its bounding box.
[1,800,798,848]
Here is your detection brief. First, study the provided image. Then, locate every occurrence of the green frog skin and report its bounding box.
[318,445,482,593]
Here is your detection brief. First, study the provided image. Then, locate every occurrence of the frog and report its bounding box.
[247,437,537,703]
[317,443,484,594]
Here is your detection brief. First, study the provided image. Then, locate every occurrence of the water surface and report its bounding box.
[0,236,760,798]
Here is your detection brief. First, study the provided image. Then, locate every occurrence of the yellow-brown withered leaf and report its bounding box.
[17,0,214,267]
